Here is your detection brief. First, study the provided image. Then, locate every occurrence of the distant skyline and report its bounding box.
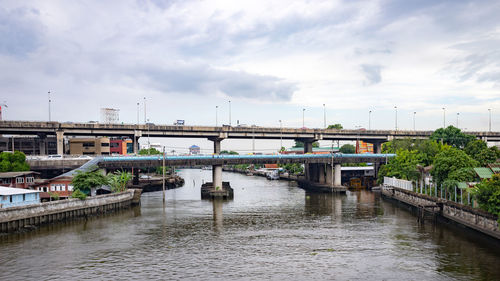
[1,0,499,152]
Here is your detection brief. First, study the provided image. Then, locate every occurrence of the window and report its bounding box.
[50,184,55,191]
[101,143,110,147]
[26,177,34,183]
[16,177,24,184]
[9,196,12,203]
[83,142,95,148]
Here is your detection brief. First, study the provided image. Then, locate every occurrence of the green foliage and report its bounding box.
[293,141,319,148]
[382,139,448,166]
[108,170,132,193]
[49,192,59,201]
[464,140,498,166]
[155,166,172,174]
[279,163,304,175]
[472,174,500,222]
[377,149,424,182]
[71,167,109,194]
[431,147,479,188]
[279,147,286,152]
[430,126,475,149]
[71,189,87,200]
[327,124,343,129]
[220,150,239,155]
[339,144,355,154]
[233,164,249,170]
[138,148,161,155]
[0,151,30,172]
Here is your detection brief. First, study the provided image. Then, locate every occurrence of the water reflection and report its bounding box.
[212,198,224,232]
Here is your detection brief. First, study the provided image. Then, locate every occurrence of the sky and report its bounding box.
[1,0,499,153]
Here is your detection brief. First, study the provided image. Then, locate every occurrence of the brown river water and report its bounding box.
[1,169,499,280]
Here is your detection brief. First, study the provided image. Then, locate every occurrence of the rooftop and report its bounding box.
[0,186,41,195]
[473,167,494,179]
[0,171,39,178]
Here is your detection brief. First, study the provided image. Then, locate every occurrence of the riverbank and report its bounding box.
[382,186,500,240]
[0,189,141,233]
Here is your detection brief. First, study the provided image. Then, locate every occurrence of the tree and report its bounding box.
[0,151,30,172]
[377,149,424,183]
[339,144,355,154]
[293,140,319,148]
[430,126,474,149]
[138,148,161,155]
[220,150,239,155]
[472,174,500,224]
[327,124,343,129]
[71,167,109,195]
[464,140,498,166]
[108,171,132,193]
[431,147,479,188]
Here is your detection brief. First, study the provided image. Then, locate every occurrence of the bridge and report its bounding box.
[59,153,395,195]
[1,121,499,156]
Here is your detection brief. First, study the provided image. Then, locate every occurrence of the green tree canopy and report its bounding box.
[464,140,498,166]
[220,150,239,155]
[108,171,132,193]
[431,147,478,187]
[71,167,109,194]
[339,144,355,154]
[430,126,475,149]
[382,139,447,166]
[472,174,500,223]
[0,151,30,172]
[138,148,161,155]
[327,124,343,129]
[293,141,319,148]
[377,149,424,182]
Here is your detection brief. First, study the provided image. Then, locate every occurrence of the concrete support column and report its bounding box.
[300,139,315,181]
[326,163,334,186]
[374,142,382,154]
[56,130,64,155]
[318,164,326,184]
[133,131,142,154]
[210,137,224,189]
[334,164,341,186]
[38,134,47,155]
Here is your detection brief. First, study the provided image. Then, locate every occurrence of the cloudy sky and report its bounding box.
[1,0,499,152]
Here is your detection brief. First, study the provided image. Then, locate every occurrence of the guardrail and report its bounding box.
[384,176,413,191]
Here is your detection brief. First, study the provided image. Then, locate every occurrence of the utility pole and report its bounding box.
[456,112,459,128]
[0,101,7,120]
[369,110,372,130]
[136,102,139,125]
[215,106,218,126]
[48,91,51,122]
[394,106,397,131]
[228,100,231,126]
[279,120,283,151]
[162,146,166,204]
[489,108,492,132]
[323,104,326,128]
[442,107,446,128]
[302,108,305,128]
[413,112,416,131]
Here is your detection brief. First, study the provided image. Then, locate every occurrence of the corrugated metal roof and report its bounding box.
[0,186,41,195]
[457,182,468,189]
[473,167,493,179]
[0,171,39,178]
[491,167,500,173]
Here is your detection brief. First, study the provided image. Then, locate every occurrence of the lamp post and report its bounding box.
[323,104,326,128]
[279,120,283,151]
[147,118,150,152]
[394,106,398,131]
[228,100,231,126]
[215,105,218,126]
[456,112,460,128]
[369,110,372,130]
[488,108,492,132]
[442,107,446,128]
[136,102,139,125]
[302,108,305,128]
[48,91,51,122]
[413,111,416,131]
[143,97,147,124]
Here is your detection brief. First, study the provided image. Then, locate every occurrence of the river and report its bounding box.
[1,169,499,280]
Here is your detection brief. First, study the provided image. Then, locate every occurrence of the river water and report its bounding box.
[1,169,499,280]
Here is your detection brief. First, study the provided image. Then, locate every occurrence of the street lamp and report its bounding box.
[369,110,372,130]
[279,120,283,151]
[228,100,231,126]
[442,107,446,128]
[413,112,416,131]
[48,91,51,122]
[488,108,492,132]
[147,118,150,151]
[302,108,306,128]
[136,102,140,125]
[143,97,147,124]
[215,106,218,127]
[456,112,460,128]
[394,106,398,131]
[323,104,326,129]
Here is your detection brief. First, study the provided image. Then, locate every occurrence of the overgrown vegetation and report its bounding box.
[0,151,30,172]
[108,171,132,193]
[71,189,87,200]
[138,148,161,155]
[71,167,109,195]
[472,175,500,224]
[339,144,355,154]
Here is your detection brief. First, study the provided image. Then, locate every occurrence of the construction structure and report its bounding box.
[100,108,120,124]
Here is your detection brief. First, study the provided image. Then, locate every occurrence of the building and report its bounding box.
[110,138,133,155]
[0,171,40,189]
[189,145,201,155]
[0,136,58,155]
[69,137,110,155]
[356,141,374,154]
[0,186,41,208]
[33,176,74,200]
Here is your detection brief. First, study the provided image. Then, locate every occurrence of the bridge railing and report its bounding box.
[383,177,413,191]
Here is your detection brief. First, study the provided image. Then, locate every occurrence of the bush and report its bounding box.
[472,175,500,224]
[71,189,87,200]
[49,192,59,201]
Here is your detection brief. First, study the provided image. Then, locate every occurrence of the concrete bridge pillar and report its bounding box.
[210,138,224,189]
[38,134,47,155]
[334,164,341,187]
[326,163,334,186]
[56,130,64,155]
[373,142,383,154]
[318,164,326,184]
[301,139,315,181]
[133,131,142,154]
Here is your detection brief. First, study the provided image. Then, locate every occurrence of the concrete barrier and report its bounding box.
[0,189,140,233]
[382,186,499,240]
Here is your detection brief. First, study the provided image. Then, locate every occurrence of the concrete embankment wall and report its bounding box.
[382,187,499,240]
[0,189,141,233]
